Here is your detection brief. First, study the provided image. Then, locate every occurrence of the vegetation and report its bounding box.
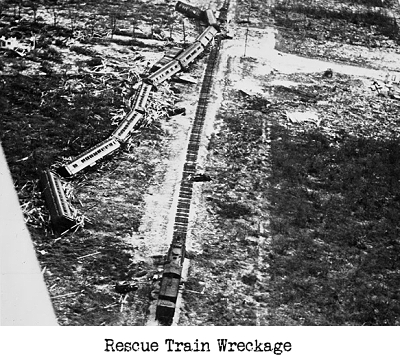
[187,71,400,325]
[273,1,399,44]
[267,123,400,325]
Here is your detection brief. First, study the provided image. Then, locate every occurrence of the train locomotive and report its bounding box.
[156,239,186,323]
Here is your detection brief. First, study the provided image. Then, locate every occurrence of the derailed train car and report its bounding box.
[111,110,143,143]
[145,59,182,87]
[175,1,219,30]
[145,26,218,87]
[151,46,184,72]
[203,9,219,29]
[175,1,203,19]
[132,82,153,114]
[197,25,218,47]
[57,81,152,177]
[40,169,76,232]
[176,41,204,69]
[57,137,121,177]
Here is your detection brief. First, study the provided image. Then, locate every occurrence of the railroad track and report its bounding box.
[175,38,221,237]
[155,28,223,325]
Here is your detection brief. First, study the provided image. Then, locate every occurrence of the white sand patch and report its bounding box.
[129,94,199,256]
[270,79,301,87]
[286,110,320,126]
[224,26,396,81]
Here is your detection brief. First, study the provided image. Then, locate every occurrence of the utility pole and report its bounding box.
[244,26,249,57]
[182,18,186,44]
[244,1,251,57]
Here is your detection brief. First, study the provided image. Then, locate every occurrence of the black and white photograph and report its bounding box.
[1,0,399,355]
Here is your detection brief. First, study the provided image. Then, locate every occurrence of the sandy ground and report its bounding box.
[129,97,196,256]
[225,27,400,85]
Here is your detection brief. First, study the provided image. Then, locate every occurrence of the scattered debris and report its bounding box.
[323,68,333,78]
[167,107,186,116]
[189,173,212,182]
[52,291,80,299]
[77,252,101,260]
[172,74,197,84]
[115,281,139,294]
[0,35,35,57]
[285,110,320,126]
[370,80,400,100]
[134,270,148,278]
